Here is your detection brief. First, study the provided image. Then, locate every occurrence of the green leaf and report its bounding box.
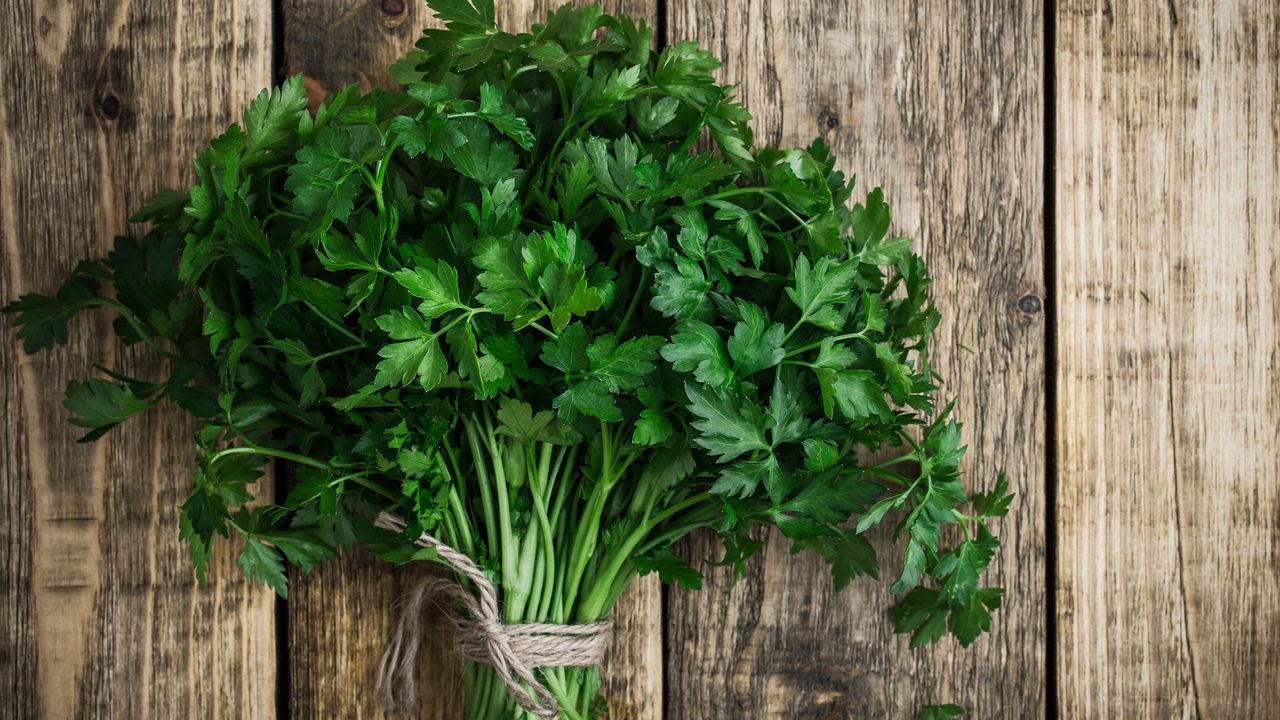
[3,265,102,353]
[408,82,451,107]
[711,456,781,499]
[856,493,901,534]
[802,438,839,471]
[889,586,947,648]
[873,342,913,404]
[286,126,366,222]
[242,75,308,167]
[238,537,289,597]
[779,476,883,525]
[684,384,769,462]
[786,255,860,330]
[632,408,673,445]
[538,321,588,374]
[547,331,661,422]
[863,291,887,333]
[933,526,999,605]
[634,545,702,590]
[390,113,465,160]
[832,370,892,422]
[586,334,664,391]
[921,704,966,720]
[633,95,680,136]
[925,412,966,468]
[708,199,766,267]
[891,538,927,594]
[262,531,338,574]
[651,255,710,321]
[949,588,1003,646]
[373,309,447,390]
[661,320,732,387]
[727,301,785,378]
[971,473,1015,519]
[826,529,880,589]
[63,379,152,440]
[427,0,495,29]
[444,118,519,186]
[477,82,535,150]
[447,320,504,398]
[495,397,565,445]
[553,378,619,421]
[394,260,466,318]
[851,187,901,262]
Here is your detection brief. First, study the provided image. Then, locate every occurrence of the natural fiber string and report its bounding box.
[374,512,613,720]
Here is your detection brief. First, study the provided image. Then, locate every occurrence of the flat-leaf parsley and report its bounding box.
[5,1,1013,717]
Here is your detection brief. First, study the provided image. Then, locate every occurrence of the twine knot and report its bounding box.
[374,512,612,720]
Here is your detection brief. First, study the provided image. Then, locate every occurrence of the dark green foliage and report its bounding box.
[3,0,1011,670]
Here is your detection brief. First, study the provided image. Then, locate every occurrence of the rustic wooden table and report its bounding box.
[1,1,1275,718]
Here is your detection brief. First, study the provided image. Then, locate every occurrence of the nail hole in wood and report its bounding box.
[99,93,121,120]
[381,0,406,16]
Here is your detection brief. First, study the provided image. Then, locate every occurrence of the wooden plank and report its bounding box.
[1056,0,1280,716]
[0,2,275,719]
[663,1,1047,717]
[279,2,662,717]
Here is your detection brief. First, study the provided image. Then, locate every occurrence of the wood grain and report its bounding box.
[1055,0,1280,717]
[5,0,1279,717]
[664,1,1047,717]
[0,1,275,718]
[278,2,663,717]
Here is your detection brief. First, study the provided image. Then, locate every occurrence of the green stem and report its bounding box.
[783,330,869,358]
[209,444,332,469]
[482,411,525,622]
[462,418,500,561]
[614,266,649,338]
[312,342,366,362]
[580,493,713,619]
[303,301,366,345]
[90,299,181,361]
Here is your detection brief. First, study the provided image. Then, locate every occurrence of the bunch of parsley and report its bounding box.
[4,0,1012,717]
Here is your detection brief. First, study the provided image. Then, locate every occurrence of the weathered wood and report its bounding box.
[279,2,662,717]
[1056,1,1280,717]
[0,2,275,719]
[664,1,1047,717]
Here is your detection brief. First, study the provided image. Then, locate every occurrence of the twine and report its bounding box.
[374,512,613,720]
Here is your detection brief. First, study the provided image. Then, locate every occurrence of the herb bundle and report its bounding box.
[4,0,1012,717]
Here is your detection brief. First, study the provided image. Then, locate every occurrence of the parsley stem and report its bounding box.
[866,454,916,471]
[359,166,384,214]
[782,330,868,359]
[346,474,398,502]
[614,266,649,338]
[462,416,500,563]
[526,320,557,340]
[863,467,913,487]
[89,299,181,361]
[303,301,365,345]
[311,342,365,362]
[210,444,336,471]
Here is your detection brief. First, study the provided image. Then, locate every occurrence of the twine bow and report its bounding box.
[374,512,612,720]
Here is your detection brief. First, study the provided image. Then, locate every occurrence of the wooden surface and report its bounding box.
[663,1,1047,717]
[1,0,1278,719]
[1055,0,1280,717]
[0,1,276,719]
